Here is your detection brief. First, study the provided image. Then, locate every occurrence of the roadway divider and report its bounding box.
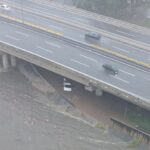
[0,13,150,70]
[4,2,150,55]
[0,13,62,36]
[34,0,150,36]
[12,0,150,35]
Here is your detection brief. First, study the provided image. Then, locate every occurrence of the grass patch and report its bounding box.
[95,122,107,130]
[127,112,150,132]
[140,19,150,28]
[64,106,70,112]
[127,138,140,148]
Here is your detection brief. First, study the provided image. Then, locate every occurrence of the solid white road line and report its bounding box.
[75,17,89,23]
[113,76,129,84]
[112,46,129,53]
[121,43,138,50]
[88,50,149,74]
[79,35,83,38]
[119,69,135,77]
[37,46,53,53]
[116,30,135,37]
[14,30,29,37]
[49,24,64,31]
[5,35,19,41]
[80,54,98,62]
[71,59,89,67]
[45,41,61,48]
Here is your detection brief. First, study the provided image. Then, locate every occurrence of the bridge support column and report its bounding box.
[84,85,94,92]
[10,55,16,67]
[95,88,103,96]
[2,54,9,70]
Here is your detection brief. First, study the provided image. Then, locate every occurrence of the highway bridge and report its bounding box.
[0,0,150,110]
[4,0,150,51]
[1,0,150,69]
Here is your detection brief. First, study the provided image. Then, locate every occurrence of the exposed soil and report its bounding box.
[0,68,133,150]
[38,67,143,126]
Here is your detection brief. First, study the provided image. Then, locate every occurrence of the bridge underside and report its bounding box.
[0,41,149,110]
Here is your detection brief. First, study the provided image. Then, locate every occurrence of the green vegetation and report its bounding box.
[127,138,140,148]
[71,0,150,28]
[141,19,150,28]
[64,106,70,112]
[128,112,150,132]
[73,0,128,17]
[95,122,107,130]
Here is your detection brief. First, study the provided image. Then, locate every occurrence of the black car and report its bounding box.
[103,64,119,75]
[85,32,101,40]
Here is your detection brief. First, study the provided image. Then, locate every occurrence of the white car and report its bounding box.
[0,4,10,11]
[63,78,72,92]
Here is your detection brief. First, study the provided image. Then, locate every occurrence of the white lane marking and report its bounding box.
[112,46,129,53]
[87,50,149,74]
[112,76,129,84]
[49,24,63,31]
[45,41,61,48]
[1,41,148,101]
[80,54,98,62]
[79,136,126,145]
[37,46,53,53]
[121,43,138,50]
[74,17,89,23]
[5,35,19,41]
[79,35,83,38]
[116,30,135,37]
[14,30,29,37]
[119,69,135,77]
[3,21,30,31]
[71,59,89,67]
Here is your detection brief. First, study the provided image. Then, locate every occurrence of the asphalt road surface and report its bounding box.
[5,0,150,45]
[0,2,150,65]
[0,20,149,103]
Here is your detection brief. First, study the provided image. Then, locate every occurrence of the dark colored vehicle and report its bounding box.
[103,64,119,75]
[85,32,101,40]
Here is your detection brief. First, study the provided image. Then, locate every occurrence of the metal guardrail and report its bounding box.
[110,117,150,144]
